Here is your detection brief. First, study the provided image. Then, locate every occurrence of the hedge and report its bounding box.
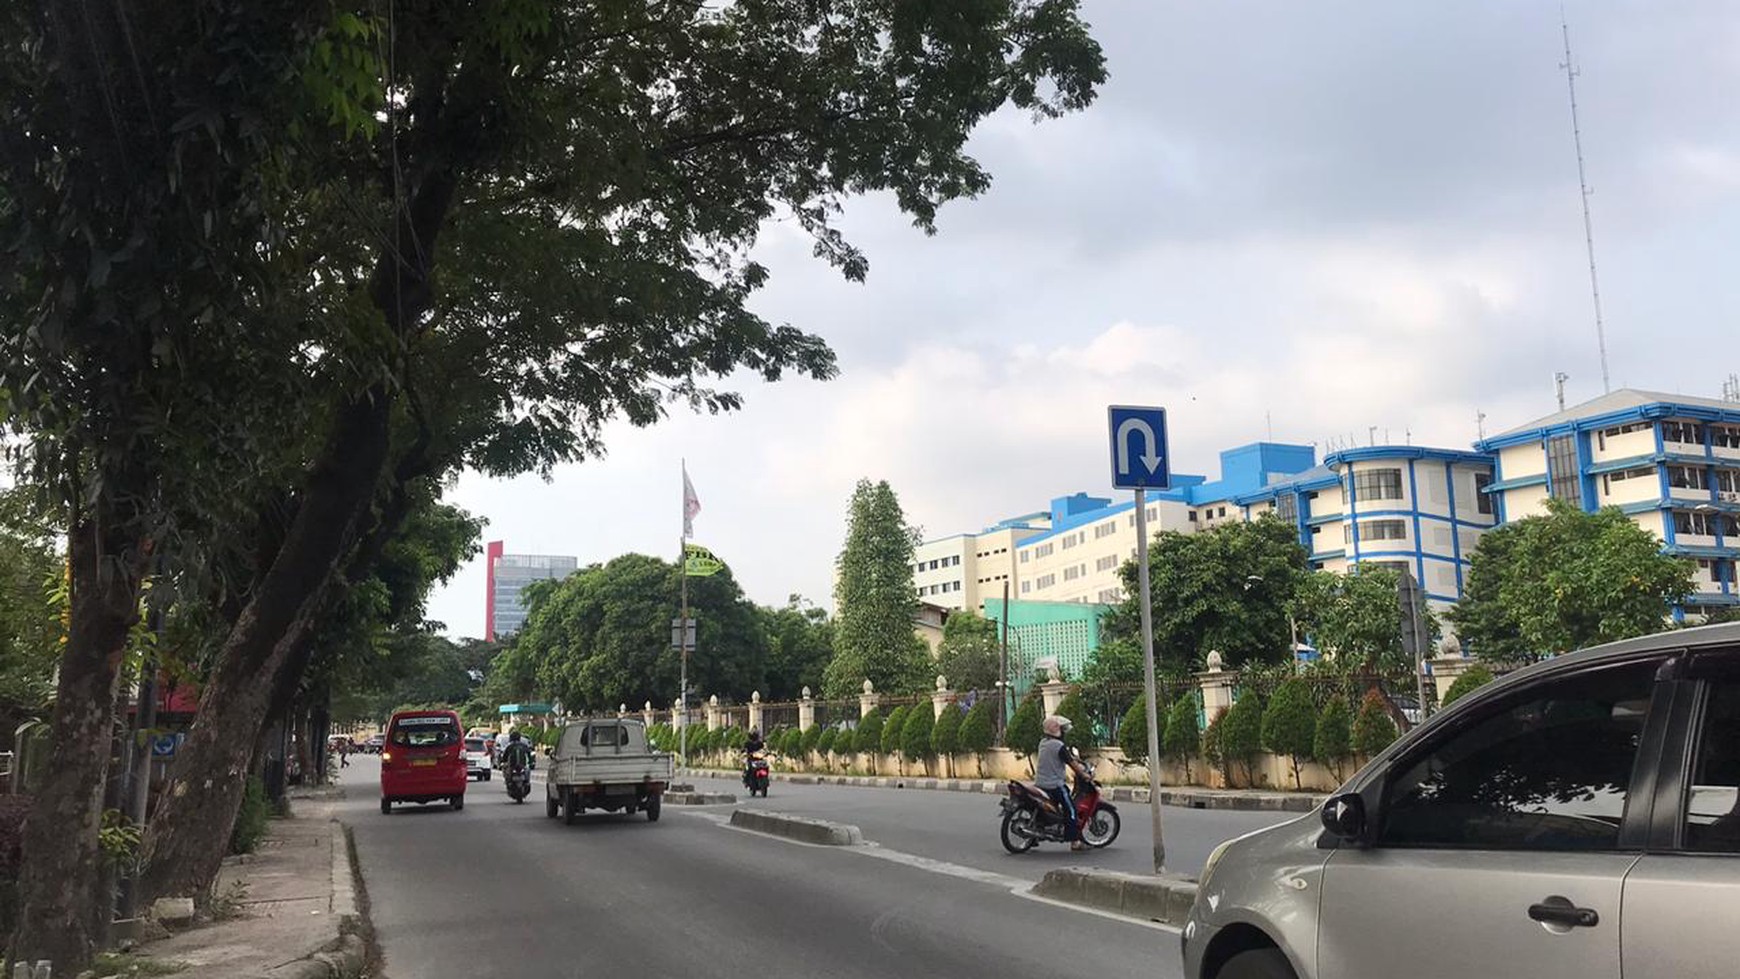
[854,712,885,757]
[957,700,995,755]
[800,724,823,755]
[1261,679,1317,790]
[881,706,911,756]
[931,703,962,757]
[1314,695,1352,781]
[1163,695,1200,782]
[1220,693,1267,787]
[1054,692,1094,752]
[1352,689,1399,757]
[1118,695,1148,763]
[816,727,838,756]
[1005,692,1043,756]
[901,706,934,762]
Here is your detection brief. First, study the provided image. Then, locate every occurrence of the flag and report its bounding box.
[682,464,701,539]
[684,543,725,577]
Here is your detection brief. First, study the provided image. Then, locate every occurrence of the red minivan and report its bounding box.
[380,709,467,814]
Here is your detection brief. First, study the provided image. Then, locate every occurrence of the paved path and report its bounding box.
[339,757,1269,978]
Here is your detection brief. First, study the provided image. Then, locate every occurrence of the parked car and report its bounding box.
[1182,622,1740,979]
[463,736,494,781]
[363,734,386,754]
[546,717,671,824]
[379,709,467,814]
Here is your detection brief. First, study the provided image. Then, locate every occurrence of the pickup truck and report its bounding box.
[545,717,673,824]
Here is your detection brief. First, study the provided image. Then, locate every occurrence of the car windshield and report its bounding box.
[390,717,459,747]
[464,738,485,752]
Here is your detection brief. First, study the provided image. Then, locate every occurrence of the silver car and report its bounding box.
[1183,622,1740,979]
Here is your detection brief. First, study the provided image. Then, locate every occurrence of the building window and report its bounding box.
[1361,519,1408,541]
[1717,469,1740,495]
[1187,511,1197,522]
[1217,506,1227,518]
[1062,534,1076,550]
[1021,581,1031,595]
[1036,574,1056,589]
[1669,465,1710,490]
[1596,421,1650,450]
[1712,425,1740,450]
[1663,420,1704,445]
[1352,468,1405,502]
[1094,523,1116,539]
[1063,565,1081,581]
[1474,472,1494,515]
[1096,555,1118,572]
[1020,551,1030,563]
[1546,435,1581,507]
[1674,511,1735,538]
[1275,494,1298,523]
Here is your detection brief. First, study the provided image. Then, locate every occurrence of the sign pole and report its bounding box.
[1135,487,1166,873]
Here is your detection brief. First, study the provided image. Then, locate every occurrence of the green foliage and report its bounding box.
[1202,710,1231,786]
[1442,664,1496,706]
[516,554,769,712]
[1295,566,1432,675]
[936,611,1002,693]
[1118,695,1150,764]
[1082,638,1144,688]
[0,489,62,718]
[800,725,823,756]
[1054,691,1094,751]
[1313,696,1353,781]
[1006,692,1044,757]
[1352,690,1399,757]
[901,707,935,762]
[825,480,932,697]
[1448,500,1694,660]
[881,706,912,756]
[760,597,835,701]
[1163,696,1201,778]
[229,777,272,855]
[931,704,963,757]
[816,727,838,756]
[97,810,144,875]
[957,699,996,755]
[722,726,747,751]
[854,712,886,757]
[1101,516,1312,670]
[1261,680,1318,790]
[833,724,857,755]
[1218,694,1266,787]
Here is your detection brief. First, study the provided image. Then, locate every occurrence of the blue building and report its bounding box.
[1478,389,1740,617]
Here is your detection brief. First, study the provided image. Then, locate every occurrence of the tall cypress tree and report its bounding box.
[824,479,930,697]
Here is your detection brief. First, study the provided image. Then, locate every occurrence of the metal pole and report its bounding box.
[679,536,689,769]
[1134,488,1166,873]
[998,580,1010,741]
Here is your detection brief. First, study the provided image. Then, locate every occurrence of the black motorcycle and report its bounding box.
[743,751,771,798]
[505,762,532,803]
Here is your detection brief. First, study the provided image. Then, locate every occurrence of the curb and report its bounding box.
[248,820,366,979]
[1030,868,1198,926]
[665,792,737,805]
[679,768,1324,813]
[728,809,864,846]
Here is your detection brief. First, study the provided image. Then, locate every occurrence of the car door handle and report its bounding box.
[1528,901,1600,928]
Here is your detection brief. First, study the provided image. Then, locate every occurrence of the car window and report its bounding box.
[464,738,485,752]
[391,717,459,747]
[1378,661,1660,852]
[1684,676,1740,853]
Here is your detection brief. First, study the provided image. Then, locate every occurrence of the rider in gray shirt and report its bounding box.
[1036,715,1090,851]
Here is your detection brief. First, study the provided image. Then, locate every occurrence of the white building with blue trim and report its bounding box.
[1477,389,1740,617]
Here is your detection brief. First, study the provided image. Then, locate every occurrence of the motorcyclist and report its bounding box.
[1036,715,1090,852]
[743,729,767,784]
[501,730,534,776]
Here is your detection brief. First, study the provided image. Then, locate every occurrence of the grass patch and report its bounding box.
[91,952,188,976]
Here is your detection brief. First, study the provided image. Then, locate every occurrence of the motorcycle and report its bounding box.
[997,765,1120,853]
[504,762,532,804]
[743,751,771,798]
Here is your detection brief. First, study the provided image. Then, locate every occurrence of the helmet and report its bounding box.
[509,730,523,742]
[1043,715,1071,736]
[748,729,760,740]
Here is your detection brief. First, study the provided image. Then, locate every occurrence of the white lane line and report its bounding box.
[688,810,1180,932]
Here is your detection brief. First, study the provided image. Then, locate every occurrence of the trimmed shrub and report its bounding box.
[800,724,823,756]
[880,706,910,756]
[834,724,857,755]
[1118,695,1148,764]
[901,706,935,763]
[1005,692,1044,757]
[957,699,995,755]
[1261,679,1318,790]
[722,726,747,750]
[1202,709,1231,786]
[781,728,804,756]
[1055,691,1093,753]
[1314,695,1353,781]
[854,712,885,759]
[1442,664,1495,707]
[1352,689,1399,757]
[931,703,963,758]
[1163,695,1200,783]
[1219,694,1265,788]
[230,776,271,855]
[816,727,838,756]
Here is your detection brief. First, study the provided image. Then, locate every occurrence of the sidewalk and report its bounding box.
[122,788,367,979]
[679,767,1324,813]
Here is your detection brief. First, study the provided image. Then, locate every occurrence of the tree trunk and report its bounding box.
[139,389,390,903]
[6,515,147,973]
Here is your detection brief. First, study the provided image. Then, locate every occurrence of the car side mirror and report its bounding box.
[1321,792,1368,843]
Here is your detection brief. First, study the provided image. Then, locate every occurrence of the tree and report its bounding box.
[1219,694,1265,788]
[901,707,935,768]
[1261,680,1318,790]
[1352,690,1399,757]
[1295,566,1431,676]
[931,704,963,761]
[761,597,834,701]
[833,725,857,756]
[957,700,996,763]
[0,490,62,724]
[800,725,823,757]
[1163,696,1201,783]
[1441,665,1496,707]
[1202,710,1231,787]
[5,2,1106,963]
[825,480,932,697]
[1119,696,1150,765]
[1449,500,1693,661]
[816,727,838,759]
[881,706,912,757]
[1100,516,1311,671]
[1054,691,1093,753]
[936,612,1002,694]
[853,713,886,761]
[1313,696,1353,781]
[1006,692,1044,759]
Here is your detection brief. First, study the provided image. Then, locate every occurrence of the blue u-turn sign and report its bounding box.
[1107,405,1171,490]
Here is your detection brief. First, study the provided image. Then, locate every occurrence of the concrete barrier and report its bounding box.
[1030,868,1198,926]
[729,809,864,846]
[665,791,736,805]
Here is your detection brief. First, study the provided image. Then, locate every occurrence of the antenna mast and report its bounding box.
[1561,7,1611,394]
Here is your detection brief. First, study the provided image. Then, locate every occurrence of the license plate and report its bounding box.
[411,759,437,767]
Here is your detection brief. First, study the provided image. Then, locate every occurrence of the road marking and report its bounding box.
[688,810,1181,932]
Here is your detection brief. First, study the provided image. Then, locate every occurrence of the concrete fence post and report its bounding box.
[705,695,722,732]
[748,691,764,734]
[858,679,881,719]
[798,687,815,732]
[1039,679,1072,717]
[643,701,655,729]
[1196,652,1238,723]
[931,675,954,719]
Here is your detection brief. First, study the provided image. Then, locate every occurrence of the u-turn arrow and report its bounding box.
[1116,417,1163,475]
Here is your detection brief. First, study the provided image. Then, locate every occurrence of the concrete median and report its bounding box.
[664,791,736,805]
[1030,868,1198,926]
[728,809,864,846]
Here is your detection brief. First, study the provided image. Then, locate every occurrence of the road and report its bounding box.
[337,758,1293,979]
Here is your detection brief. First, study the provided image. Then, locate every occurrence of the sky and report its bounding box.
[425,0,1740,638]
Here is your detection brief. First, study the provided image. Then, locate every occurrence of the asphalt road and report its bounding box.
[337,757,1287,979]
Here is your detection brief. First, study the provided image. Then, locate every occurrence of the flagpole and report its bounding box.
[679,463,690,770]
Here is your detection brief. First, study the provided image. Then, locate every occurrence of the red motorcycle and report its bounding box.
[998,765,1121,853]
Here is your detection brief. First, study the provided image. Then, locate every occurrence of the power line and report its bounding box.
[1560,6,1612,394]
